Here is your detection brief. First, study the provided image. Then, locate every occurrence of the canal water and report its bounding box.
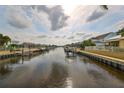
[0,48,124,88]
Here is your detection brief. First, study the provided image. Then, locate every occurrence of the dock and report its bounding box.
[64,47,76,57]
[0,48,50,60]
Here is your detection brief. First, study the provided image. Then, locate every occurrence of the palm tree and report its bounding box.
[3,36,11,45]
[0,34,3,38]
[117,28,124,37]
[101,5,108,10]
[0,34,4,47]
[0,34,11,48]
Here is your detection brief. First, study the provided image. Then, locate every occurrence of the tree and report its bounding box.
[0,34,3,38]
[3,36,11,45]
[0,34,4,47]
[117,28,124,37]
[8,44,18,51]
[0,34,11,48]
[101,5,108,10]
[81,39,96,49]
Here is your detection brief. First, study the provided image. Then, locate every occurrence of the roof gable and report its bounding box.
[91,32,113,40]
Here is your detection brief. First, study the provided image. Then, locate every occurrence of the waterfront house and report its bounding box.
[91,32,117,46]
[22,42,36,48]
[22,42,43,49]
[105,35,124,48]
[11,40,20,44]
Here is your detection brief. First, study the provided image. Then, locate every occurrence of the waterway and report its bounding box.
[0,48,124,88]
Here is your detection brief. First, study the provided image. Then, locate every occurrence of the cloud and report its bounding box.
[32,5,69,31]
[62,35,66,38]
[114,20,124,30]
[55,36,60,38]
[76,32,85,36]
[6,6,32,29]
[33,10,51,31]
[50,6,68,31]
[37,35,47,38]
[67,5,107,28]
[68,36,75,39]
[1,5,124,45]
[86,10,105,22]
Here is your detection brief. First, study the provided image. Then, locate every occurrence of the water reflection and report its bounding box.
[0,64,12,76]
[65,56,77,63]
[0,57,21,76]
[0,51,47,77]
[40,62,68,88]
[82,57,124,82]
[0,48,124,88]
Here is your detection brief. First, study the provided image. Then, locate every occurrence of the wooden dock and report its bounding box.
[0,48,48,60]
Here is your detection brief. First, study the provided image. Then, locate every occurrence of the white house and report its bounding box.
[91,32,117,46]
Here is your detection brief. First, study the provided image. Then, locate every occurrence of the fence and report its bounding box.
[85,46,124,52]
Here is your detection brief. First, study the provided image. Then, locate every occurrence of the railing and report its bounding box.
[85,46,124,52]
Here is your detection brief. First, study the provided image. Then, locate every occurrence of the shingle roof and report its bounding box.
[105,35,124,42]
[91,32,112,40]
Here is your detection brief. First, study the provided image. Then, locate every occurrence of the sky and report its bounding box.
[0,5,124,45]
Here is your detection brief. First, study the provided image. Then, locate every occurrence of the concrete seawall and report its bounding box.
[0,48,44,60]
[0,54,17,60]
[76,50,124,71]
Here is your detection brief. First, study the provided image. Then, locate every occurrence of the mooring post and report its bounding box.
[22,45,24,56]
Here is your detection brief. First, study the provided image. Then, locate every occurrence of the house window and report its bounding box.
[110,41,119,47]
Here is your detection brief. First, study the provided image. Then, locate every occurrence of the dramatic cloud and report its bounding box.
[86,10,105,22]
[67,5,107,28]
[1,5,124,45]
[5,6,52,31]
[6,6,32,29]
[32,5,68,31]
[49,6,68,30]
